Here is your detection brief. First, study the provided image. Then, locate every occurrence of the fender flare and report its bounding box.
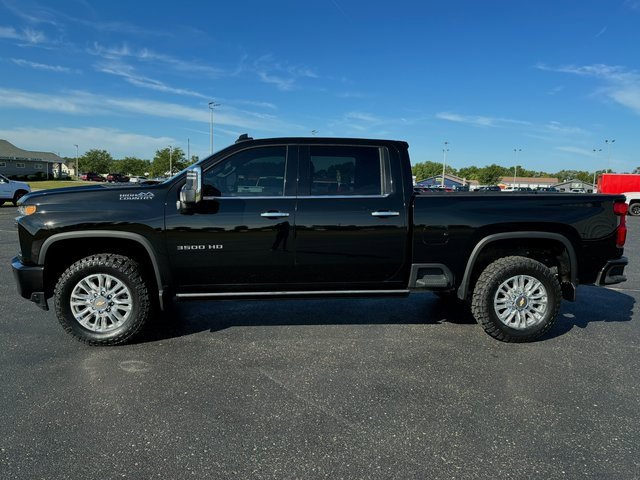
[39,231,168,308]
[457,232,578,300]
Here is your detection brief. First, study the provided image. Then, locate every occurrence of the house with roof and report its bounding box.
[498,176,560,189]
[0,139,65,178]
[553,179,595,193]
[416,173,479,190]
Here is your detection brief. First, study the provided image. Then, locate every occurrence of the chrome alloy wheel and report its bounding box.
[70,273,133,332]
[493,274,548,330]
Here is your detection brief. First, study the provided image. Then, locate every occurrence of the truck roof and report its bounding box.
[232,135,409,150]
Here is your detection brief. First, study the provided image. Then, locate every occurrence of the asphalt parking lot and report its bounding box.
[1,205,638,479]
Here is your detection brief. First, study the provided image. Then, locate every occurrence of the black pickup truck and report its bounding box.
[12,135,629,345]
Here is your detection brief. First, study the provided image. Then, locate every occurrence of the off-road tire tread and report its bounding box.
[471,256,561,343]
[54,254,152,346]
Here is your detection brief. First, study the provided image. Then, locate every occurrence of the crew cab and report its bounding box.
[11,136,628,345]
[0,174,30,206]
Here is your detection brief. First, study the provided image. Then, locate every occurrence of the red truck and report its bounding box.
[597,174,640,215]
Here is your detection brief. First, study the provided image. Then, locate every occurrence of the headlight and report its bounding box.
[18,205,37,216]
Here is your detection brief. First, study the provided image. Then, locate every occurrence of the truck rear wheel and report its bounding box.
[53,254,153,345]
[471,256,561,342]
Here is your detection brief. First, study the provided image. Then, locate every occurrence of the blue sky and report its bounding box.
[1,0,639,173]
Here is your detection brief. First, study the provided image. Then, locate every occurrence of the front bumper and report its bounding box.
[595,257,628,286]
[11,256,48,310]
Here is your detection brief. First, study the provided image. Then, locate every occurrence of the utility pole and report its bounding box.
[593,148,602,192]
[74,144,79,179]
[605,139,615,172]
[513,148,522,186]
[168,145,173,176]
[441,141,449,187]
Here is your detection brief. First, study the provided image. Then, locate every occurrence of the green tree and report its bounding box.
[412,160,449,181]
[457,166,480,181]
[477,164,506,185]
[553,170,592,183]
[115,157,151,176]
[150,147,187,177]
[80,149,113,174]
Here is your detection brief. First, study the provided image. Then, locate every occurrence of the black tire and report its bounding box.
[471,256,561,342]
[12,190,27,206]
[54,254,153,345]
[629,202,640,216]
[0,200,4,206]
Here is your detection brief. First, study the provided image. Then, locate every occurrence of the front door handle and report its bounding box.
[260,211,290,218]
[371,211,400,217]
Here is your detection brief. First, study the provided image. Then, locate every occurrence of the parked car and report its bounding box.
[0,174,30,206]
[570,188,587,194]
[476,185,502,192]
[536,187,559,192]
[12,134,628,346]
[80,172,106,182]
[129,176,148,183]
[106,173,130,183]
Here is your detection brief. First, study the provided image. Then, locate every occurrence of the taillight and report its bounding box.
[615,201,628,248]
[614,202,628,216]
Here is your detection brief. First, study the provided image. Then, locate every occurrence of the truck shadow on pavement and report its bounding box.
[140,287,634,343]
[542,286,635,340]
[143,293,478,343]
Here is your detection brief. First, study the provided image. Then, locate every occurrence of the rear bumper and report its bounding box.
[595,257,628,286]
[11,256,49,310]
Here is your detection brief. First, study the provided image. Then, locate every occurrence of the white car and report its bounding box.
[0,174,30,206]
[129,176,148,183]
[622,192,640,216]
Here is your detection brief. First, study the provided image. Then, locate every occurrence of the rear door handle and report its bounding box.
[371,211,400,217]
[260,211,290,218]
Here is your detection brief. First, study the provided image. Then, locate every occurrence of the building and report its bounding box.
[554,179,595,193]
[499,176,559,189]
[0,139,65,178]
[416,173,479,190]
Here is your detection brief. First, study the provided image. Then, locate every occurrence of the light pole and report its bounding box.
[168,145,173,176]
[593,148,602,192]
[208,101,220,154]
[441,141,449,187]
[74,144,79,179]
[513,148,521,186]
[605,139,615,172]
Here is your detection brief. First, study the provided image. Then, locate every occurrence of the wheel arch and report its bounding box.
[457,232,578,301]
[39,231,168,309]
[627,199,640,216]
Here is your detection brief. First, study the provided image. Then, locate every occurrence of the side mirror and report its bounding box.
[178,166,202,211]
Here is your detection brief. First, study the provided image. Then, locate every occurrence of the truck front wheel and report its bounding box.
[54,254,153,345]
[471,256,561,342]
[629,202,640,216]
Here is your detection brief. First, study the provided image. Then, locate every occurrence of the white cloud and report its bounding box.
[555,146,598,157]
[0,25,48,44]
[436,112,530,128]
[95,62,208,98]
[544,121,587,135]
[0,126,174,159]
[536,62,640,115]
[253,54,318,91]
[0,87,302,133]
[11,58,76,73]
[89,42,226,77]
